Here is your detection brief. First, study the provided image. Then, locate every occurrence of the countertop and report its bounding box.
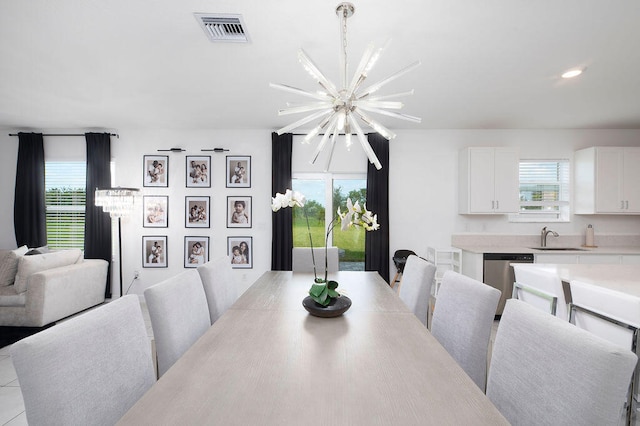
[453,245,640,255]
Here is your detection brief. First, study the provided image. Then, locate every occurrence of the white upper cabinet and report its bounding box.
[575,147,640,214]
[459,147,519,214]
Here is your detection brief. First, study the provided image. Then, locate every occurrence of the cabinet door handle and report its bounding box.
[496,200,499,210]
[622,201,625,209]
[626,200,629,210]
[492,200,495,209]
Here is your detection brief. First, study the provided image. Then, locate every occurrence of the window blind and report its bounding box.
[45,162,86,249]
[511,160,570,222]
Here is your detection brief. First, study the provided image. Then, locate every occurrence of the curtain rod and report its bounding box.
[291,132,369,136]
[9,132,119,138]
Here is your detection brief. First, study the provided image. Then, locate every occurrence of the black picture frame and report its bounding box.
[184,236,210,268]
[185,196,210,228]
[143,195,168,228]
[226,155,251,188]
[227,236,253,269]
[143,155,169,187]
[227,196,252,228]
[142,236,167,268]
[186,155,211,188]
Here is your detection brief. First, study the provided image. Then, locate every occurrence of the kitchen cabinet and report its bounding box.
[458,147,519,214]
[622,255,640,265]
[575,147,640,214]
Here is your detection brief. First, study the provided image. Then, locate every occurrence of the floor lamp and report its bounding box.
[95,187,141,297]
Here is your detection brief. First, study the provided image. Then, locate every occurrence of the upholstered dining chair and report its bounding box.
[292,247,339,273]
[391,249,417,289]
[10,295,156,426]
[430,270,501,390]
[397,255,436,326]
[487,299,637,426]
[144,269,211,377]
[511,264,568,320]
[569,280,640,425]
[197,255,239,324]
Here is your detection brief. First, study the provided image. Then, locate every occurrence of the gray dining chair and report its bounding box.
[569,280,640,425]
[511,264,568,320]
[197,255,239,324]
[10,295,156,426]
[487,299,637,426]
[430,270,501,390]
[292,247,339,273]
[397,255,436,326]
[145,269,211,377]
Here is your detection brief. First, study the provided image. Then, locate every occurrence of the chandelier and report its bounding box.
[271,2,421,170]
[95,187,141,218]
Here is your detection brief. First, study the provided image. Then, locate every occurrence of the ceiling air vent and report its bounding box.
[194,13,250,43]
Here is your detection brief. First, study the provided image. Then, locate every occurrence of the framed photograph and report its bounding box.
[185,236,209,268]
[226,155,251,188]
[185,196,210,228]
[143,195,168,228]
[186,155,211,188]
[142,236,167,268]
[227,196,252,228]
[144,155,168,187]
[227,236,253,269]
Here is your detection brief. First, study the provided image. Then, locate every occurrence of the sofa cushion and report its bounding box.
[0,245,29,287]
[14,249,83,294]
[0,284,26,306]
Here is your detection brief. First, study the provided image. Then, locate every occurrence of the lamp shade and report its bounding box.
[95,187,141,218]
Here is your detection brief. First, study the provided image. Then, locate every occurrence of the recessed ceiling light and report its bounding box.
[561,68,585,79]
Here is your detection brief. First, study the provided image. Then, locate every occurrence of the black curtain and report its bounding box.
[14,133,46,248]
[365,133,390,283]
[271,132,293,271]
[84,133,113,298]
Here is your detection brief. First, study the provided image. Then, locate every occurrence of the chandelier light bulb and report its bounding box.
[271,2,421,170]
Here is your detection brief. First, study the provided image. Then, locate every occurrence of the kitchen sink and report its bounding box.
[530,247,588,251]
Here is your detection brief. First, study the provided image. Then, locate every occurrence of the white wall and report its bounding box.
[1,128,639,292]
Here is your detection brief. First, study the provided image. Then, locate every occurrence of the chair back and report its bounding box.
[197,255,238,324]
[392,249,416,272]
[431,270,500,390]
[511,264,568,320]
[569,280,640,350]
[10,295,155,426]
[292,247,339,273]
[487,299,638,425]
[397,255,436,326]
[145,269,211,377]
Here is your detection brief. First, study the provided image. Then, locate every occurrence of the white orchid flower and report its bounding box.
[271,189,306,212]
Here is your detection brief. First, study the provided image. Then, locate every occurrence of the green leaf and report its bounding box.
[327,280,339,290]
[309,283,327,298]
[327,289,340,298]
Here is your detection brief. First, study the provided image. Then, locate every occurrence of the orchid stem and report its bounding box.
[303,206,318,281]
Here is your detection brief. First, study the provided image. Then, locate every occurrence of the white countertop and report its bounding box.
[453,245,640,255]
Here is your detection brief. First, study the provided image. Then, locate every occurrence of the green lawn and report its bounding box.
[293,216,365,262]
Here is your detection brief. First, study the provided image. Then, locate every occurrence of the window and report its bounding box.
[292,174,367,270]
[510,160,570,222]
[45,162,86,249]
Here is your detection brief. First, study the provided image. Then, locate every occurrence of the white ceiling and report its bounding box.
[1,0,639,132]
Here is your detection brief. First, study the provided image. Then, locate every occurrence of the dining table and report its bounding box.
[117,271,508,425]
[511,263,640,301]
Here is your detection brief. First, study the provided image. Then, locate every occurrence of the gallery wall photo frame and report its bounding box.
[226,155,251,188]
[227,196,252,228]
[144,155,169,187]
[143,195,168,228]
[184,236,210,268]
[186,155,211,188]
[185,196,210,228]
[142,235,167,268]
[227,236,253,269]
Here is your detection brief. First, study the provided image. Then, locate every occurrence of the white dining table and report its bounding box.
[511,263,640,300]
[117,271,508,425]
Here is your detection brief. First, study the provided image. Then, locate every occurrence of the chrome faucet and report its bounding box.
[540,226,559,247]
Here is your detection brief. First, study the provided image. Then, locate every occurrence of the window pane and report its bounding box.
[511,160,570,222]
[291,179,325,248]
[45,162,86,249]
[333,179,367,270]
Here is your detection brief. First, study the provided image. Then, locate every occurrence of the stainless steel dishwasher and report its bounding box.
[483,253,534,316]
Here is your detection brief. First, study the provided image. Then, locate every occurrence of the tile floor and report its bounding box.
[0,298,154,426]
